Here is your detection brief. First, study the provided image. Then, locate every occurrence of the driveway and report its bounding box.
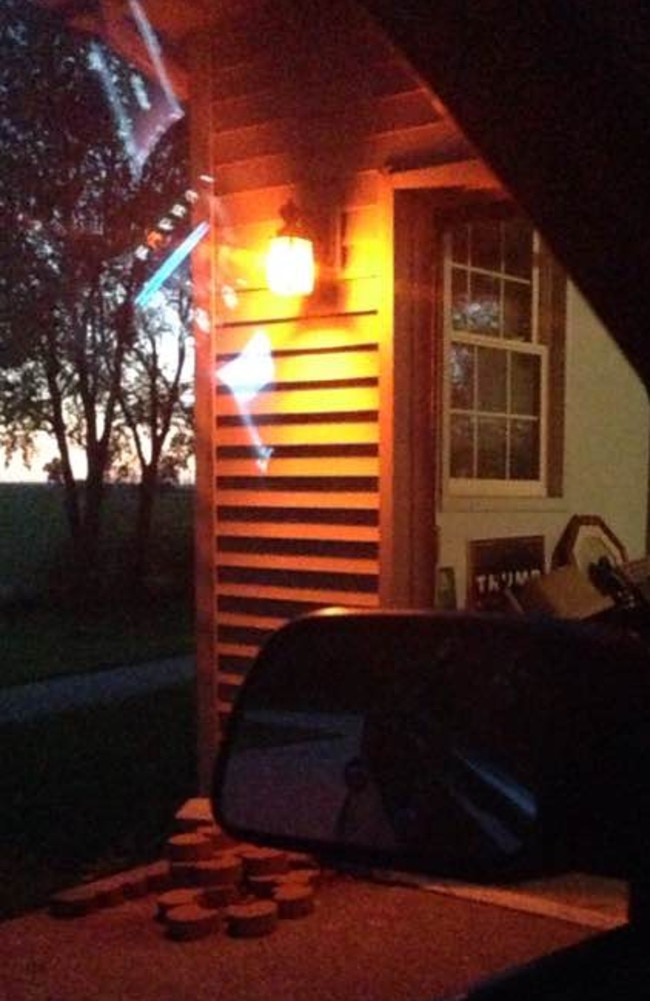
[0,655,194,724]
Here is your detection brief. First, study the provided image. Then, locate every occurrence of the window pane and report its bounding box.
[503,219,533,278]
[511,353,540,416]
[451,223,469,264]
[471,220,501,272]
[477,417,507,478]
[450,415,474,477]
[503,280,532,340]
[510,419,540,480]
[450,343,474,410]
[468,272,500,334]
[477,347,507,412]
[451,267,469,330]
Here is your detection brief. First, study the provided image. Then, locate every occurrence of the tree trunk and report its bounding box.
[66,458,106,600]
[132,463,158,588]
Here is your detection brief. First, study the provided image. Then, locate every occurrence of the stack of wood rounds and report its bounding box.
[49,799,323,944]
[157,827,321,941]
[156,887,205,921]
[49,885,99,919]
[49,861,174,918]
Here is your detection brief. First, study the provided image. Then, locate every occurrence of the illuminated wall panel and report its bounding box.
[193,0,474,747]
[213,321,381,719]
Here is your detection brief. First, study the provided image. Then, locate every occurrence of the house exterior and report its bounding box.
[40,0,650,789]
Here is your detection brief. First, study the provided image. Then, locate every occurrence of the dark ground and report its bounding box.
[0,659,196,919]
[0,874,598,1001]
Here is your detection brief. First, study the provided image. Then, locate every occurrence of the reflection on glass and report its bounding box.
[471,220,502,272]
[469,273,500,333]
[477,347,507,412]
[451,267,469,330]
[450,343,474,410]
[477,417,507,478]
[503,218,533,278]
[450,415,475,477]
[214,613,621,878]
[510,419,539,480]
[220,708,368,843]
[222,695,541,859]
[511,353,540,415]
[128,0,183,118]
[451,223,469,265]
[503,280,532,340]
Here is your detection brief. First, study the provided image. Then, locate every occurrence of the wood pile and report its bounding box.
[49,797,322,941]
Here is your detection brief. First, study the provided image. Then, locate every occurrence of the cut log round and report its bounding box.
[156,888,204,920]
[166,833,215,862]
[166,904,223,941]
[192,853,243,886]
[226,900,279,938]
[49,885,99,919]
[238,846,289,877]
[273,884,315,919]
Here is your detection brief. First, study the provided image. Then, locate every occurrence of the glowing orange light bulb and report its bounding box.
[266,235,315,296]
[266,202,315,296]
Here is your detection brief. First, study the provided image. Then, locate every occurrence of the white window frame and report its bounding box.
[442,224,548,498]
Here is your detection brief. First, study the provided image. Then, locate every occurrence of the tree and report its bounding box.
[114,276,194,583]
[0,1,192,594]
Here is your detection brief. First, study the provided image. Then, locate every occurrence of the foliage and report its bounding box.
[0,0,192,590]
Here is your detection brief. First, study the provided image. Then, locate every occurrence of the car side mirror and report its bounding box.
[212,609,650,885]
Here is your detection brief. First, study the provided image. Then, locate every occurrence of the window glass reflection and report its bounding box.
[511,353,540,416]
[450,343,475,410]
[503,280,532,341]
[451,267,469,330]
[477,417,507,478]
[450,415,475,477]
[477,347,507,413]
[469,273,500,334]
[510,419,540,480]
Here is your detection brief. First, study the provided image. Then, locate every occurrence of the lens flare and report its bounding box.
[217,331,274,405]
[218,332,275,472]
[135,220,210,308]
[127,0,183,118]
[88,0,184,178]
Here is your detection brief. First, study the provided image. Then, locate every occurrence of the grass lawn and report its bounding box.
[0,482,198,916]
[0,482,195,687]
[2,596,194,688]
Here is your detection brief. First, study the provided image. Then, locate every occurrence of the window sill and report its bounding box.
[439,493,568,515]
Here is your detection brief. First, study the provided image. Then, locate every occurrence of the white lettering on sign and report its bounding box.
[474,567,541,596]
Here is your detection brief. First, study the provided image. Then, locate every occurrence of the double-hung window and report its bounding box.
[443,212,558,496]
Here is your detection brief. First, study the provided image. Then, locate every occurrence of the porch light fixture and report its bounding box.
[266,201,315,296]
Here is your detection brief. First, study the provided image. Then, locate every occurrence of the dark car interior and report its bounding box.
[360,2,650,390]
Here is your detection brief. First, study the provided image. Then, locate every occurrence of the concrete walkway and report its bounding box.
[0,655,194,724]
